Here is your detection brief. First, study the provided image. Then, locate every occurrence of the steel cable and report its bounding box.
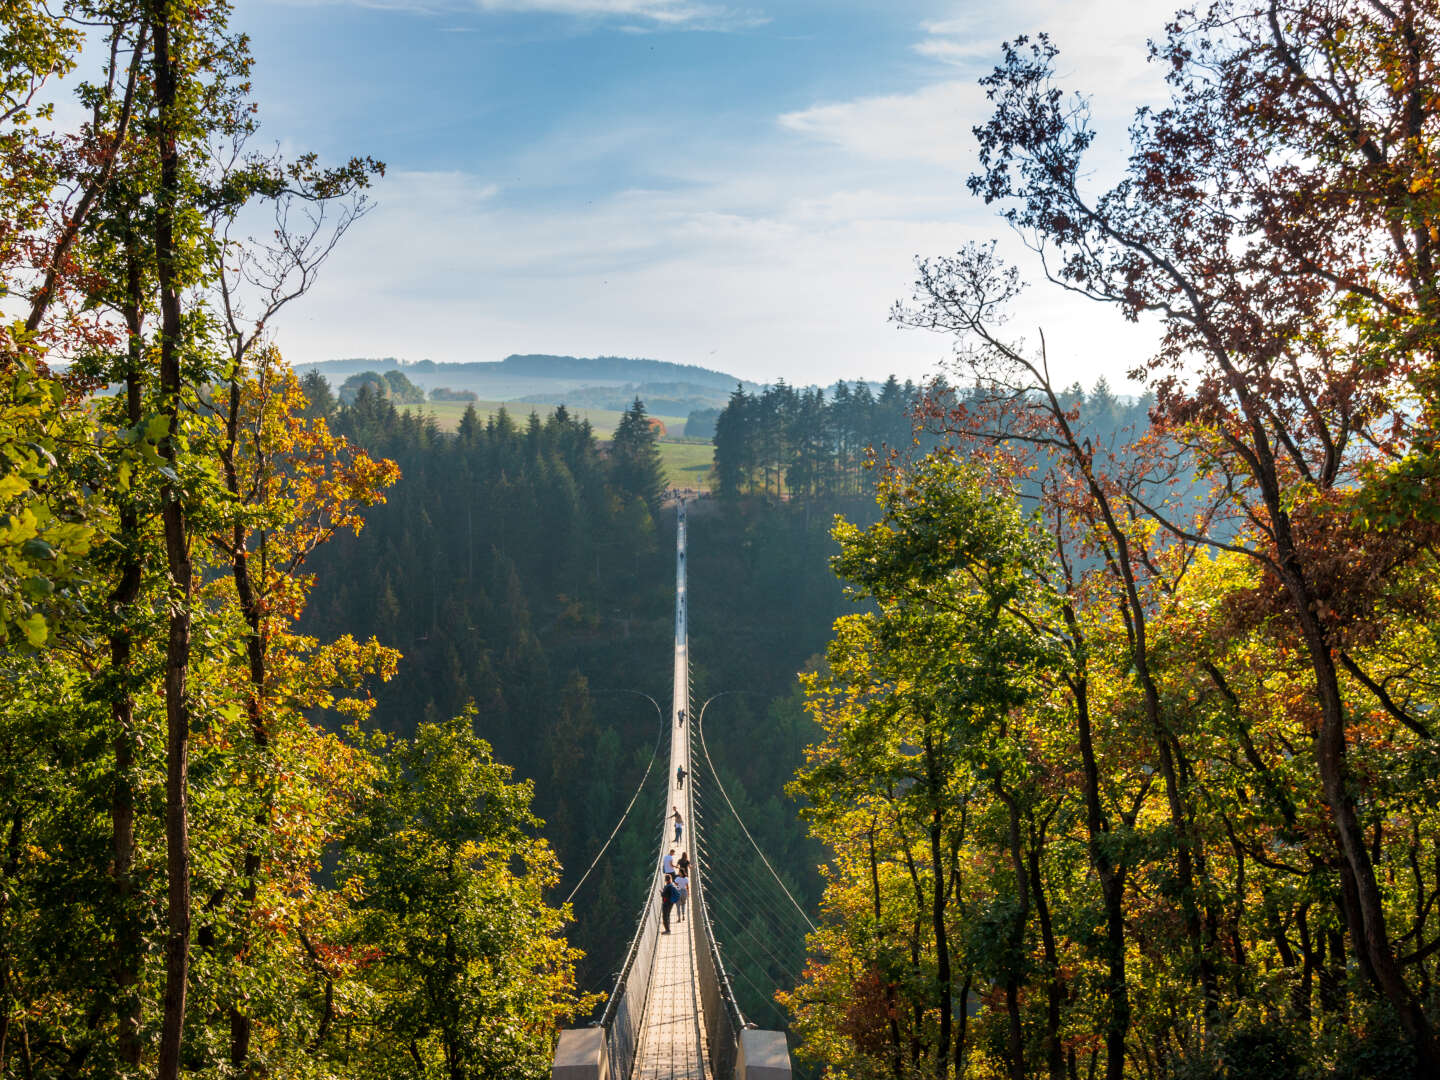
[688,726,817,933]
[563,691,667,905]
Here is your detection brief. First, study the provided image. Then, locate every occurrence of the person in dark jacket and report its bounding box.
[660,874,679,933]
[676,765,687,790]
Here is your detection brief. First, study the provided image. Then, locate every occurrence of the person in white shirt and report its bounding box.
[673,871,689,921]
[663,850,675,876]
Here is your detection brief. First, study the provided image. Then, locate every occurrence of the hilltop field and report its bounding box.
[400,398,714,490]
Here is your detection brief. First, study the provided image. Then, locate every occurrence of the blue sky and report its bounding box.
[239,0,1172,388]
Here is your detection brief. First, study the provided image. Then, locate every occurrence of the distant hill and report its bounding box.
[295,354,758,409]
[523,381,735,415]
[492,354,750,389]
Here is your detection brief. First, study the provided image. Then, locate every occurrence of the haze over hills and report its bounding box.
[295,353,761,412]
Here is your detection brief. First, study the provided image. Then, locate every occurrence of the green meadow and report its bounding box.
[400,400,713,490]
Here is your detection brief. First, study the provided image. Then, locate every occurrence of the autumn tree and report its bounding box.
[967,9,1440,1065]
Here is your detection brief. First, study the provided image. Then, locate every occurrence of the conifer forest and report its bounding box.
[3,1,1440,1079]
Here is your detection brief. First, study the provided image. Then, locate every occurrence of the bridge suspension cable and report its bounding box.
[562,690,667,906]
[700,883,805,982]
[688,795,814,946]
[694,694,817,934]
[690,836,813,951]
[700,922,791,1029]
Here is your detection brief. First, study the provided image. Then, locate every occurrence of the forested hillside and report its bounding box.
[292,379,872,1019]
[289,365,1170,1034]
[298,354,755,407]
[712,374,1151,500]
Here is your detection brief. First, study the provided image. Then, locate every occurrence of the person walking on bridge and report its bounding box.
[676,765,687,790]
[672,806,684,842]
[660,874,679,934]
[673,869,689,922]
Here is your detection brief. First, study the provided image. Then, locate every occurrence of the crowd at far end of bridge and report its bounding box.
[663,487,711,503]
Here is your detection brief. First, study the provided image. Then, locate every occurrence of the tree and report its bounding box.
[609,397,666,511]
[712,384,753,497]
[300,371,339,419]
[382,369,426,404]
[684,407,720,441]
[341,371,390,404]
[789,452,1058,1080]
[0,1,395,1075]
[968,15,1440,1065]
[339,713,598,1079]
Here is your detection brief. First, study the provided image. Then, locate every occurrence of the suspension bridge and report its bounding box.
[552,500,798,1080]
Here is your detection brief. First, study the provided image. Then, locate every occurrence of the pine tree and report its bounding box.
[300,370,338,419]
[610,397,665,510]
[713,384,752,497]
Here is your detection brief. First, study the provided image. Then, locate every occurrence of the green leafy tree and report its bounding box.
[300,371,339,419]
[383,369,427,404]
[788,452,1059,1080]
[339,713,598,1079]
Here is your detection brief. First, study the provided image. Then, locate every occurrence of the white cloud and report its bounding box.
[912,37,995,65]
[912,0,1170,104]
[473,0,746,25]
[778,82,984,171]
[272,159,1157,393]
[265,0,761,26]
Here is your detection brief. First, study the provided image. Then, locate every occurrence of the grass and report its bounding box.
[658,441,714,491]
[398,399,713,490]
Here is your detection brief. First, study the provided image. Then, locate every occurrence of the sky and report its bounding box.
[236,0,1176,389]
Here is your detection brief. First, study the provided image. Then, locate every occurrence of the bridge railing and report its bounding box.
[691,810,746,1078]
[597,821,665,1080]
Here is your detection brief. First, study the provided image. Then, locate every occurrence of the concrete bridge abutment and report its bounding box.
[551,1027,608,1080]
[737,1029,791,1080]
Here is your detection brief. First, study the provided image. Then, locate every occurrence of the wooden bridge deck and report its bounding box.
[632,899,708,1079]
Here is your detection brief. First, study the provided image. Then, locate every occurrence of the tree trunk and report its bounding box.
[1275,532,1437,1066]
[868,825,903,1079]
[1133,633,1216,1020]
[111,266,145,1068]
[1028,818,1065,1080]
[954,970,972,1080]
[929,808,951,1080]
[223,376,270,1072]
[1060,608,1129,1080]
[999,784,1029,1080]
[1046,383,1214,1021]
[151,7,193,1077]
[0,812,24,1075]
[1293,902,1314,1023]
